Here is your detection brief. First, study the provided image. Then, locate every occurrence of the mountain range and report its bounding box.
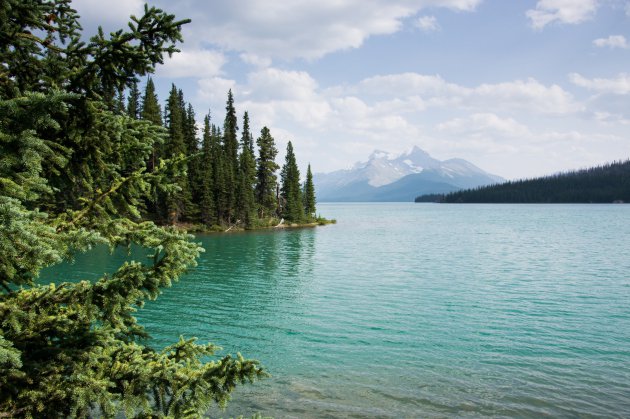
[314,146,504,202]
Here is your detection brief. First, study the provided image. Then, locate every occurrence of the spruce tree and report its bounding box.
[141,77,163,126]
[141,77,163,174]
[280,141,304,222]
[222,90,239,223]
[241,111,255,154]
[304,163,317,219]
[0,2,265,417]
[127,79,141,119]
[212,126,229,224]
[200,114,216,226]
[184,103,201,220]
[255,127,279,218]
[164,84,192,223]
[236,111,257,226]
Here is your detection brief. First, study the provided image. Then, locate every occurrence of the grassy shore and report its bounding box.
[173,216,336,234]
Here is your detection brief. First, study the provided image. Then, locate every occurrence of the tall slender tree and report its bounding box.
[222,90,239,222]
[304,163,316,218]
[280,141,304,222]
[141,78,162,124]
[199,114,216,225]
[164,84,191,223]
[255,127,279,218]
[184,103,201,220]
[127,79,141,119]
[241,111,255,154]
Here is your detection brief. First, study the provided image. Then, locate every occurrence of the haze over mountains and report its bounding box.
[314,146,504,202]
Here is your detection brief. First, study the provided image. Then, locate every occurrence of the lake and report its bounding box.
[43,203,630,417]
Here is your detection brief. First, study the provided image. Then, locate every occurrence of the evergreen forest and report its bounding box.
[415,160,630,203]
[0,0,331,416]
[123,81,319,230]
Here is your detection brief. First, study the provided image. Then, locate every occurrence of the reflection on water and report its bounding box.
[42,204,630,418]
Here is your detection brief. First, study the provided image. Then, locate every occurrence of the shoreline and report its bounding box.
[172,218,337,234]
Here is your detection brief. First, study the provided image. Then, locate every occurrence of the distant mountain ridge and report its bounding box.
[315,146,504,202]
[424,159,630,203]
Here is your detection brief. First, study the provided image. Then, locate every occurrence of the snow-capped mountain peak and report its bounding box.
[313,146,504,201]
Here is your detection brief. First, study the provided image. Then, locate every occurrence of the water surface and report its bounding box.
[44,203,630,417]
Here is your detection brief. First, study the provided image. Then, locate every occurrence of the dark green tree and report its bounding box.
[303,163,316,219]
[184,102,201,220]
[163,84,192,223]
[222,90,239,223]
[236,111,256,226]
[141,77,163,126]
[241,111,255,154]
[212,126,230,224]
[280,141,304,222]
[255,127,279,218]
[0,2,265,417]
[199,114,216,226]
[127,79,141,119]
[141,77,162,174]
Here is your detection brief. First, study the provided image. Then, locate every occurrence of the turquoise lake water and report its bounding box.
[43,203,630,417]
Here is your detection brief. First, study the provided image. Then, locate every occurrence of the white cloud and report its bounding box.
[526,0,599,29]
[437,113,531,138]
[246,68,319,101]
[240,53,272,68]
[155,0,482,60]
[353,73,581,115]
[197,77,237,109]
[158,49,226,79]
[416,15,440,32]
[192,68,599,177]
[593,35,628,49]
[72,0,143,34]
[569,73,630,94]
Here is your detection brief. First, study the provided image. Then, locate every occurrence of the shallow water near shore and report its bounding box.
[43,203,630,417]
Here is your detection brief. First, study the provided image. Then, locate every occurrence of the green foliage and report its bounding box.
[0,1,266,417]
[303,164,316,219]
[255,127,279,219]
[221,90,239,224]
[127,80,141,120]
[280,141,303,222]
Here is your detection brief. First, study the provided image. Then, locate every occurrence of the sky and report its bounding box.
[72,0,630,179]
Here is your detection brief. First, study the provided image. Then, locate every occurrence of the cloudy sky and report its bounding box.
[74,0,629,179]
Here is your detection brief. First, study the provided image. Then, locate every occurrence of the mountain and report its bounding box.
[314,146,504,202]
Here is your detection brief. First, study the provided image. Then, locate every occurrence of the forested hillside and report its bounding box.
[415,160,630,203]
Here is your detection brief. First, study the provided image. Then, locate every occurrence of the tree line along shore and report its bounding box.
[124,80,332,231]
[416,160,630,204]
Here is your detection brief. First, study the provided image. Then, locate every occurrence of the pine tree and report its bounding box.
[255,127,279,218]
[127,79,141,119]
[280,141,304,222]
[0,3,265,416]
[241,111,255,154]
[222,90,239,223]
[236,111,257,226]
[200,114,216,225]
[141,77,163,174]
[304,163,317,219]
[184,103,201,220]
[114,87,126,115]
[212,126,230,223]
[163,84,192,223]
[141,77,163,126]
